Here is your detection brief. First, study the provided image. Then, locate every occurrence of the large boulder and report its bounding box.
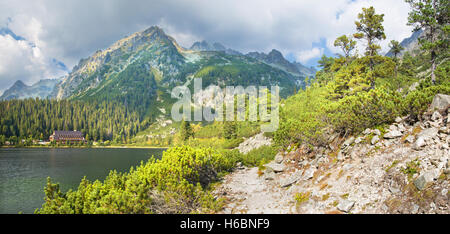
[418,127,439,140]
[265,162,286,173]
[414,170,440,191]
[337,200,355,213]
[430,94,450,112]
[302,167,317,180]
[384,130,403,139]
[274,153,284,164]
[371,135,380,145]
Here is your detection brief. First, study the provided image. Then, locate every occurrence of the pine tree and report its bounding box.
[405,0,449,84]
[223,121,238,140]
[354,6,386,58]
[389,40,404,78]
[353,6,386,88]
[180,119,194,141]
[334,35,357,60]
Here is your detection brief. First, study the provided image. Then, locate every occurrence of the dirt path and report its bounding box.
[214,167,295,214]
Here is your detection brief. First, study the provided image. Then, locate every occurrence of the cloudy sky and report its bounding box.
[0,0,414,94]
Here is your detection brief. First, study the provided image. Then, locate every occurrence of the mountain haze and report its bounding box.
[3,26,315,115]
[0,79,60,100]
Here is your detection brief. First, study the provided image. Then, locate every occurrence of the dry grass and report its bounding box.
[320,183,329,190]
[322,193,330,201]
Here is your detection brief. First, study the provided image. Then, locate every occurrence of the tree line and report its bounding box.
[0,98,142,145]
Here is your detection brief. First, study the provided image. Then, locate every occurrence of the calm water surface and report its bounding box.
[0,148,165,214]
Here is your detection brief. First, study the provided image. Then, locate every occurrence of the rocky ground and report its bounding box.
[214,94,450,214]
[236,132,272,154]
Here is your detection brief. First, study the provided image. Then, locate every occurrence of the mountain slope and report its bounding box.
[190,40,242,55]
[49,26,308,119]
[246,49,316,78]
[386,29,423,57]
[0,79,60,100]
[52,26,185,100]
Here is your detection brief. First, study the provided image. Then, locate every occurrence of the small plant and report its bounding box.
[257,165,266,177]
[401,159,421,179]
[332,200,339,207]
[337,169,344,179]
[385,160,400,172]
[294,192,311,207]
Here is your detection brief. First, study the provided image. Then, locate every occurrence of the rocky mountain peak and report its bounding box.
[266,49,285,63]
[189,40,239,55]
[11,80,27,88]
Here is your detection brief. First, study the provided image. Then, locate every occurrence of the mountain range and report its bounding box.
[0,79,60,100]
[1,26,314,107]
[385,29,423,58]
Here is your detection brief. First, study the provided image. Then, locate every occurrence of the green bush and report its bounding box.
[402,84,450,120]
[36,146,235,214]
[222,137,245,149]
[238,145,278,167]
[326,87,402,135]
[274,84,330,147]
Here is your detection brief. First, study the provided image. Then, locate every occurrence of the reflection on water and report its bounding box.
[0,148,165,214]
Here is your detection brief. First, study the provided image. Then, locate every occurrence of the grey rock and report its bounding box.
[264,171,276,181]
[343,164,353,171]
[280,171,302,187]
[395,117,403,123]
[343,137,355,147]
[413,137,426,150]
[414,170,438,190]
[354,137,363,144]
[431,111,443,121]
[384,140,393,147]
[405,135,415,143]
[409,82,419,92]
[363,129,372,135]
[237,133,272,154]
[303,167,316,180]
[274,153,284,164]
[389,186,401,195]
[371,135,380,145]
[411,204,420,214]
[414,175,428,190]
[418,127,439,140]
[397,123,406,132]
[442,189,448,196]
[384,130,403,139]
[265,162,285,173]
[429,94,450,112]
[337,200,355,213]
[389,125,398,131]
[337,151,345,161]
[373,129,381,136]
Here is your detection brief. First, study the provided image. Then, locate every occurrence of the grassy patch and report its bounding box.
[294,192,311,207]
[401,159,421,179]
[385,160,400,172]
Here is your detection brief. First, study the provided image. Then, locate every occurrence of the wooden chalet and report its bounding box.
[49,131,86,144]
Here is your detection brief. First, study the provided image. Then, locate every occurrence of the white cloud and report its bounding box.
[0,0,415,93]
[296,48,324,64]
[324,0,413,56]
[0,29,67,94]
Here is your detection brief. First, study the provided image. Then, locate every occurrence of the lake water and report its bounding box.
[0,148,166,214]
